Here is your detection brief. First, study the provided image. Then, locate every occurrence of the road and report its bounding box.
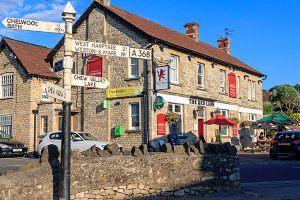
[0,156,38,175]
[240,153,300,183]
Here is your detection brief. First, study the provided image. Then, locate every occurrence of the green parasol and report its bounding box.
[253,113,296,127]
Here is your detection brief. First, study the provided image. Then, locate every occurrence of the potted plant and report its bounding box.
[230,117,240,124]
[165,112,179,123]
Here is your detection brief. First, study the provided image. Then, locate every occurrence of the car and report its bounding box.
[269,131,300,160]
[0,140,28,157]
[37,131,122,156]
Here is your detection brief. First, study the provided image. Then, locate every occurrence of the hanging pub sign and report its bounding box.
[228,72,237,98]
[157,113,166,135]
[154,96,165,109]
[88,56,103,77]
[155,66,169,90]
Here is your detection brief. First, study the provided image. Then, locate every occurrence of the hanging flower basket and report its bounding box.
[165,112,179,123]
[241,120,252,127]
[230,117,240,124]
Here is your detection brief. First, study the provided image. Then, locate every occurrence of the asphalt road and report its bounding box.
[0,156,38,175]
[239,152,300,183]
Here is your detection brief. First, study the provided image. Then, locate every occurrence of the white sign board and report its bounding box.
[72,40,129,58]
[129,48,152,60]
[45,82,66,101]
[72,40,152,60]
[72,74,110,88]
[155,66,170,90]
[2,18,65,34]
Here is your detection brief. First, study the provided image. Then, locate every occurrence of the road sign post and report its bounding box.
[1,17,65,33]
[61,2,76,200]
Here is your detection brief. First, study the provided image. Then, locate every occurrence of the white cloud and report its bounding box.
[0,0,24,17]
[22,4,65,21]
[35,3,47,10]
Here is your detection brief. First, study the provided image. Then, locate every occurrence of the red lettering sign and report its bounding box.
[88,56,103,77]
[157,113,166,135]
[228,72,236,98]
[233,124,238,136]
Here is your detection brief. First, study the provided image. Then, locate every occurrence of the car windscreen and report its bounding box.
[78,133,98,141]
[275,133,299,141]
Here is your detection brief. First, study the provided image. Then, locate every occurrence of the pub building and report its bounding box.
[0,0,265,151]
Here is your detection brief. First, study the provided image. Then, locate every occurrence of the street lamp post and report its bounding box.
[61,2,76,200]
[32,109,39,157]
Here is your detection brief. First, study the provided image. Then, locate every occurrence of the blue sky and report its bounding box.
[0,0,299,90]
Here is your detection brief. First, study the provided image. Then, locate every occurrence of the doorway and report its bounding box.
[198,118,204,138]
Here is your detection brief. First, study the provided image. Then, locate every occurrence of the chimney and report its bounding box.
[184,22,199,42]
[93,0,110,6]
[217,36,231,55]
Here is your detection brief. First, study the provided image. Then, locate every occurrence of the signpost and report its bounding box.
[71,74,110,88]
[73,39,152,60]
[44,82,67,101]
[2,17,65,33]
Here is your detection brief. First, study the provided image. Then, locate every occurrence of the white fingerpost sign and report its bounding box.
[72,40,130,58]
[72,74,110,88]
[129,48,152,60]
[1,18,65,34]
[45,82,66,101]
[155,66,170,90]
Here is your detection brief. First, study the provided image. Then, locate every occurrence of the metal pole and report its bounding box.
[61,2,76,200]
[33,112,37,157]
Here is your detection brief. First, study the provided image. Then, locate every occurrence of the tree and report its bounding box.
[294,84,300,94]
[263,103,274,115]
[269,85,300,114]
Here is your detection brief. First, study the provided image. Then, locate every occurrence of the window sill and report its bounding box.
[219,92,227,96]
[125,129,142,133]
[197,86,206,91]
[124,77,141,81]
[170,82,182,87]
[0,97,14,100]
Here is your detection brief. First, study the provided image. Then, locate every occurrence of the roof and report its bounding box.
[48,1,264,77]
[1,38,58,79]
[263,90,271,102]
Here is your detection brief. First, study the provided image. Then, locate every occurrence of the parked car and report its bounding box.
[37,131,122,156]
[269,131,300,159]
[0,140,28,157]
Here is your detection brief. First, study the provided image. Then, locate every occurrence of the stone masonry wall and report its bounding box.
[0,144,239,200]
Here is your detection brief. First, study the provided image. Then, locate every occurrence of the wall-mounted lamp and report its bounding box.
[244,75,249,80]
[211,62,217,68]
[193,107,204,119]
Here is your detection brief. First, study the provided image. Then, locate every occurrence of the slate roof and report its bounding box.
[48,1,264,77]
[1,38,58,79]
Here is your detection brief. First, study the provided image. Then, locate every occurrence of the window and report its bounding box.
[220,110,229,136]
[247,79,251,100]
[220,70,226,94]
[248,113,256,121]
[170,55,179,83]
[198,63,204,88]
[0,114,12,138]
[129,58,139,78]
[130,103,140,130]
[50,132,62,140]
[168,103,183,135]
[41,116,48,135]
[247,79,256,101]
[0,73,13,98]
[252,81,256,101]
[236,76,240,98]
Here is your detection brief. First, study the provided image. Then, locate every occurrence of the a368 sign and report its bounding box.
[129,48,152,60]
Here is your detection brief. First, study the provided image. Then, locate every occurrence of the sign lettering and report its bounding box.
[71,74,110,88]
[228,72,237,98]
[44,82,66,101]
[2,17,65,34]
[157,114,166,135]
[189,98,214,107]
[106,86,143,98]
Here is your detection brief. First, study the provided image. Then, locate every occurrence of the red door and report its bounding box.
[198,119,204,138]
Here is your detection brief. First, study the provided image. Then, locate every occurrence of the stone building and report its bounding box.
[0,0,266,151]
[46,0,265,149]
[0,38,58,151]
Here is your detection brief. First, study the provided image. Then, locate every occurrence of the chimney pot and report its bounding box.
[184,22,199,42]
[217,36,231,55]
[93,0,110,6]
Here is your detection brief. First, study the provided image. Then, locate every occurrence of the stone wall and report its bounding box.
[0,143,240,200]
